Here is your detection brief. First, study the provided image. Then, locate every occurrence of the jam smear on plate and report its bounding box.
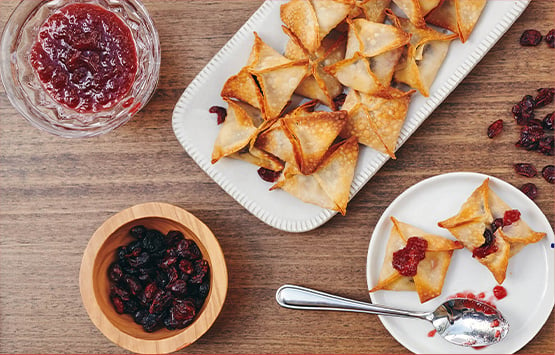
[30,4,137,113]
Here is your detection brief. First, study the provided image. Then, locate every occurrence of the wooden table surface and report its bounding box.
[1,0,553,353]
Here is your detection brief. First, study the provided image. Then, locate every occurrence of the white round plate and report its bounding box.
[366,172,554,354]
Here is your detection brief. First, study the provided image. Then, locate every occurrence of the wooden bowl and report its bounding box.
[79,202,227,354]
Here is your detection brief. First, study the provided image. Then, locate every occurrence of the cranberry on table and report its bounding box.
[520,183,538,200]
[545,29,555,48]
[519,29,543,46]
[542,165,555,183]
[543,112,554,130]
[30,4,138,113]
[487,119,503,138]
[513,163,537,177]
[534,88,555,108]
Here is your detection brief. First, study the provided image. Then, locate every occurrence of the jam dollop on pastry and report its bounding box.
[438,178,546,284]
[370,217,463,303]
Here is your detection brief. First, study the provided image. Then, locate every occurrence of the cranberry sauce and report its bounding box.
[30,4,138,113]
[392,237,428,277]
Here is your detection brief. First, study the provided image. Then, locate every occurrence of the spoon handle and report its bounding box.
[276,285,430,320]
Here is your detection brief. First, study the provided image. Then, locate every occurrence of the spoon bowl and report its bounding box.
[276,285,508,347]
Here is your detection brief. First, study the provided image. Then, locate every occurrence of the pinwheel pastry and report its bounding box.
[370,217,463,303]
[425,0,487,43]
[438,178,546,284]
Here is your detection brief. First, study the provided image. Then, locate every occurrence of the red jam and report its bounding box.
[30,4,137,113]
[472,229,498,259]
[493,285,507,300]
[427,329,437,337]
[392,237,428,277]
[503,209,521,226]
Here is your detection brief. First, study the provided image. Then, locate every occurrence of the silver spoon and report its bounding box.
[276,284,509,347]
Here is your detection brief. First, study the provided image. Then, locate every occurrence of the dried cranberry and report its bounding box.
[108,262,124,282]
[110,284,130,301]
[165,230,184,246]
[542,165,555,183]
[534,88,555,108]
[512,95,535,125]
[130,225,147,239]
[513,163,537,177]
[178,259,193,275]
[543,112,554,130]
[516,124,545,151]
[190,259,210,284]
[503,209,521,226]
[545,29,555,48]
[520,183,538,200]
[143,282,159,301]
[391,237,428,277]
[257,167,281,182]
[539,136,554,156]
[111,295,125,314]
[169,279,188,295]
[172,299,196,324]
[160,256,177,269]
[520,29,542,46]
[149,291,172,314]
[473,229,498,258]
[176,239,201,260]
[209,105,227,125]
[487,119,503,138]
[123,275,142,296]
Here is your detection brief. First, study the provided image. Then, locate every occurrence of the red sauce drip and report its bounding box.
[427,329,437,337]
[493,285,507,300]
[30,4,137,113]
[503,209,521,226]
[392,237,428,277]
[477,292,486,299]
[491,319,500,327]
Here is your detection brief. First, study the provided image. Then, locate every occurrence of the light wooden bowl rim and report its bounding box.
[79,202,228,354]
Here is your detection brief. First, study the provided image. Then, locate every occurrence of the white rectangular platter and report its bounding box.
[172,0,530,233]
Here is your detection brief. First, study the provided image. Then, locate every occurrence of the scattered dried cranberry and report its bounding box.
[108,227,210,332]
[543,112,554,130]
[545,29,555,48]
[538,136,554,156]
[516,125,544,151]
[209,105,227,125]
[513,163,537,177]
[392,237,428,277]
[257,167,281,182]
[503,209,521,226]
[512,95,535,125]
[487,119,503,138]
[520,183,538,200]
[534,88,555,108]
[542,165,555,183]
[520,29,543,46]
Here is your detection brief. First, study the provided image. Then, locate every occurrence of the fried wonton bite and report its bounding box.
[256,109,348,175]
[271,136,359,214]
[390,11,458,97]
[245,33,309,120]
[438,178,547,284]
[284,27,346,109]
[355,0,391,23]
[426,0,487,43]
[281,0,354,54]
[391,0,426,28]
[345,18,411,59]
[211,99,264,164]
[370,217,463,303]
[340,87,414,158]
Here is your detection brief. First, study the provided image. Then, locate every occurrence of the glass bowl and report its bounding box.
[0,0,161,138]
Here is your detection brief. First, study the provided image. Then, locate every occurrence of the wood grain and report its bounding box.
[1,0,553,353]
